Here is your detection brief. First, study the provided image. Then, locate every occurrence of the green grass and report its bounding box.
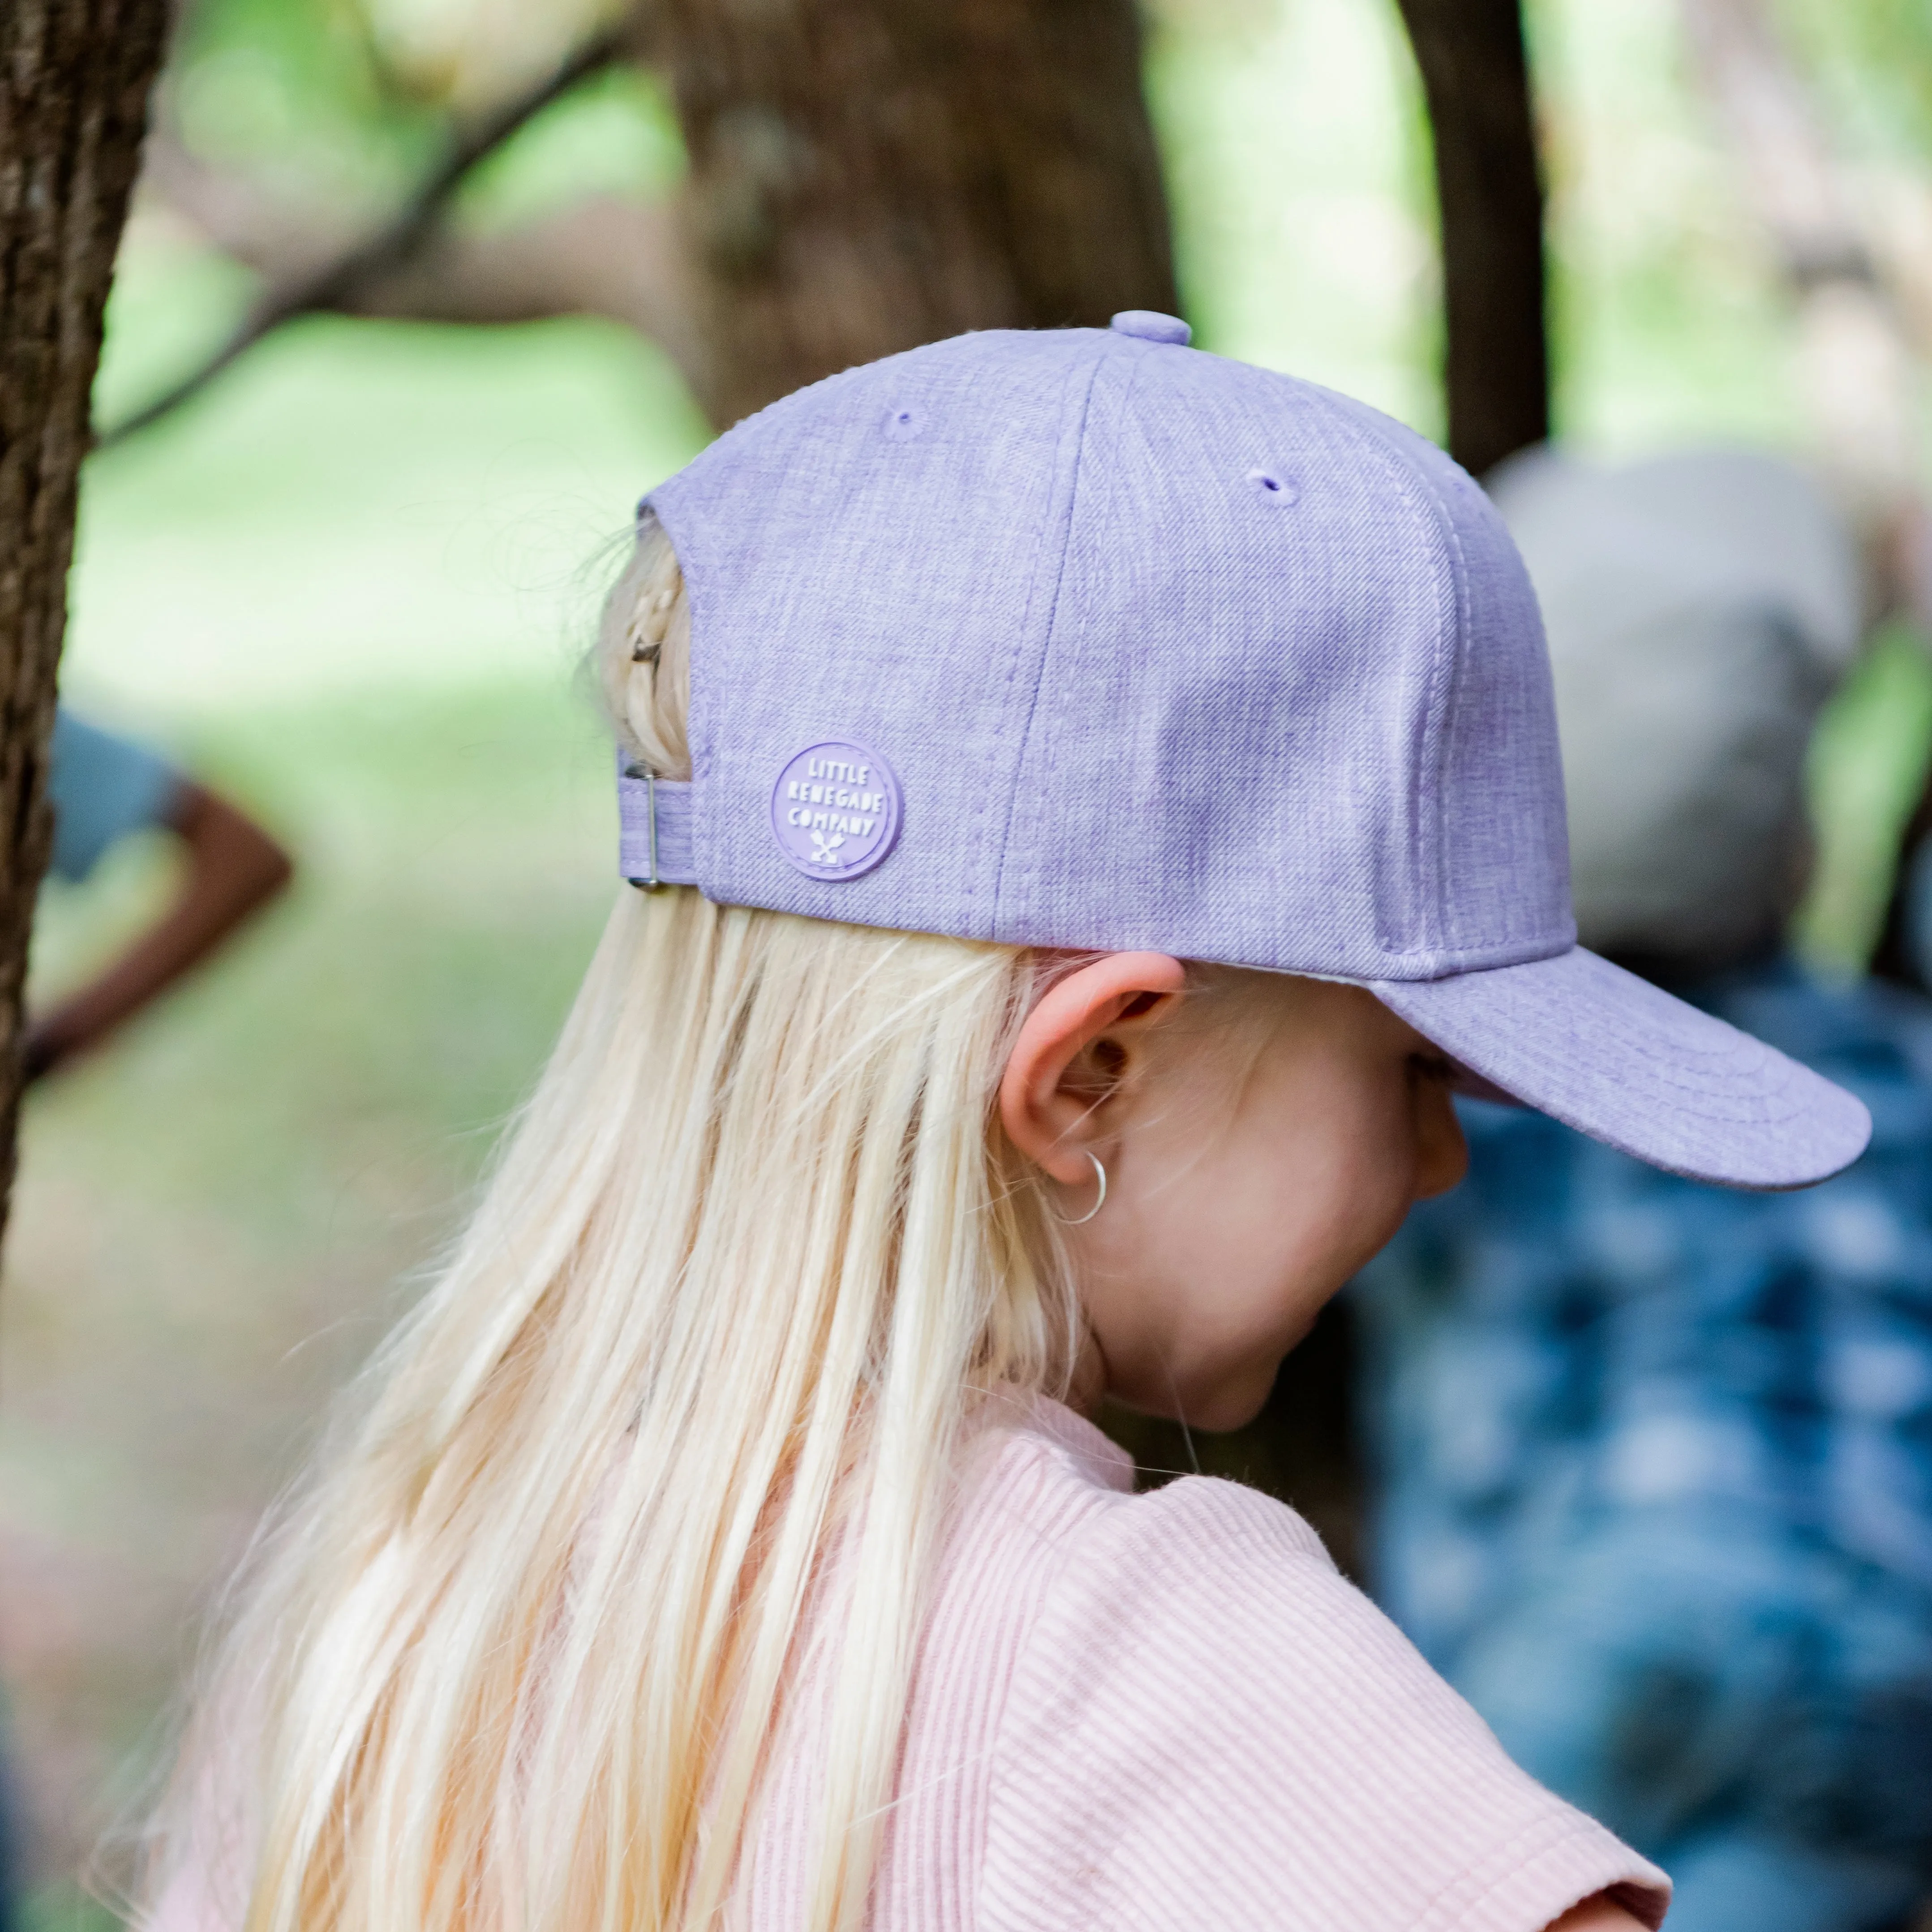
[21,1879,122,1932]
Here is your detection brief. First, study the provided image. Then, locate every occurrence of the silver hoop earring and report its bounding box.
[1053,1151,1108,1227]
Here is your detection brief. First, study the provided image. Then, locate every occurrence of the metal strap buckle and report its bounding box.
[626,762,661,891]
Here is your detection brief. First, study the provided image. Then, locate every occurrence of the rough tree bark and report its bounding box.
[0,0,169,1238]
[1394,0,1549,478]
[643,0,1180,425]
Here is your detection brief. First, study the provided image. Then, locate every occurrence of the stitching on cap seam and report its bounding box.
[1291,383,1459,959]
[1244,930,1565,979]
[950,354,1072,935]
[1020,343,1151,942]
[1297,387,1566,955]
[1425,472,1477,946]
[1293,388,1459,953]
[987,338,1111,929]
[969,347,1093,935]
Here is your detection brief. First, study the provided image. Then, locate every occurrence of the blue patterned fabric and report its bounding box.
[1355,958,1932,1932]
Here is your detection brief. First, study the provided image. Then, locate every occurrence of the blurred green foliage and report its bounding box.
[1783,0,1932,165]
[168,0,682,217]
[1801,624,1932,967]
[172,0,442,196]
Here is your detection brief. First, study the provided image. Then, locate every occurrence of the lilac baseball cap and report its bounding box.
[618,312,1869,1189]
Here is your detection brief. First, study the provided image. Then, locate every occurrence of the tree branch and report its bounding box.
[96,24,627,449]
[339,194,705,392]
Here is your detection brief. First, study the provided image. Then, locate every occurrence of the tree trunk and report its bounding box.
[644,0,1180,427]
[0,0,168,1241]
[1394,0,1549,478]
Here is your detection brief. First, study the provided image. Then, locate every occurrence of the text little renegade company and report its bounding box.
[781,757,889,840]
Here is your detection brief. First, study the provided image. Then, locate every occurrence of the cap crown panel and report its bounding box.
[655,331,1095,938]
[1314,394,1576,960]
[650,325,1576,979]
[995,343,1458,975]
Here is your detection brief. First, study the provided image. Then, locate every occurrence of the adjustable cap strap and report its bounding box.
[618,762,698,888]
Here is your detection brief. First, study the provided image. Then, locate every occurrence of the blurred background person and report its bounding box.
[1352,445,1932,1932]
[29,709,293,1083]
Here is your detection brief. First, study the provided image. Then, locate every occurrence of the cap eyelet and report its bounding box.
[1247,468,1300,505]
[883,405,924,442]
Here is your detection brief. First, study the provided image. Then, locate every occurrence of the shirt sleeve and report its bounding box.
[980,1475,1670,1932]
[48,708,182,883]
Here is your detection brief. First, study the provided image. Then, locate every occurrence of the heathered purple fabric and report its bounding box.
[638,319,1871,1189]
[618,764,695,883]
[651,324,1570,975]
[1372,949,1870,1189]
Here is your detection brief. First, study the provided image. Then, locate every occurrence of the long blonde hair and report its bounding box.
[150,521,1081,1932]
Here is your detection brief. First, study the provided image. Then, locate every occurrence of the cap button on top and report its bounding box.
[1109,310,1192,346]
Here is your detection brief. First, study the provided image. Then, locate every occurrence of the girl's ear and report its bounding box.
[1000,953,1187,1184]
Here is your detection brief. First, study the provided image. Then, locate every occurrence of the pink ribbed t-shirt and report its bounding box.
[746,1393,1669,1932]
[154,1393,1669,1932]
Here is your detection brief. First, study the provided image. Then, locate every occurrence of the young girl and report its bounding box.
[147,312,1868,1932]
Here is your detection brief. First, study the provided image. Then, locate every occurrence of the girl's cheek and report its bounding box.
[1338,1079,1432,1256]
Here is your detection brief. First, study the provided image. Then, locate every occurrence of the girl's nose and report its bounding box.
[1413,1082,1469,1201]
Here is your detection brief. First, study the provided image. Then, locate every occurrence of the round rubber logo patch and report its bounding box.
[770,740,902,881]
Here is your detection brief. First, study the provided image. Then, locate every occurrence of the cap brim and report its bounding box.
[1366,945,1870,1190]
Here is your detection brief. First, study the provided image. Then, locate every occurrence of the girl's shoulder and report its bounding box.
[931,1396,1670,1932]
